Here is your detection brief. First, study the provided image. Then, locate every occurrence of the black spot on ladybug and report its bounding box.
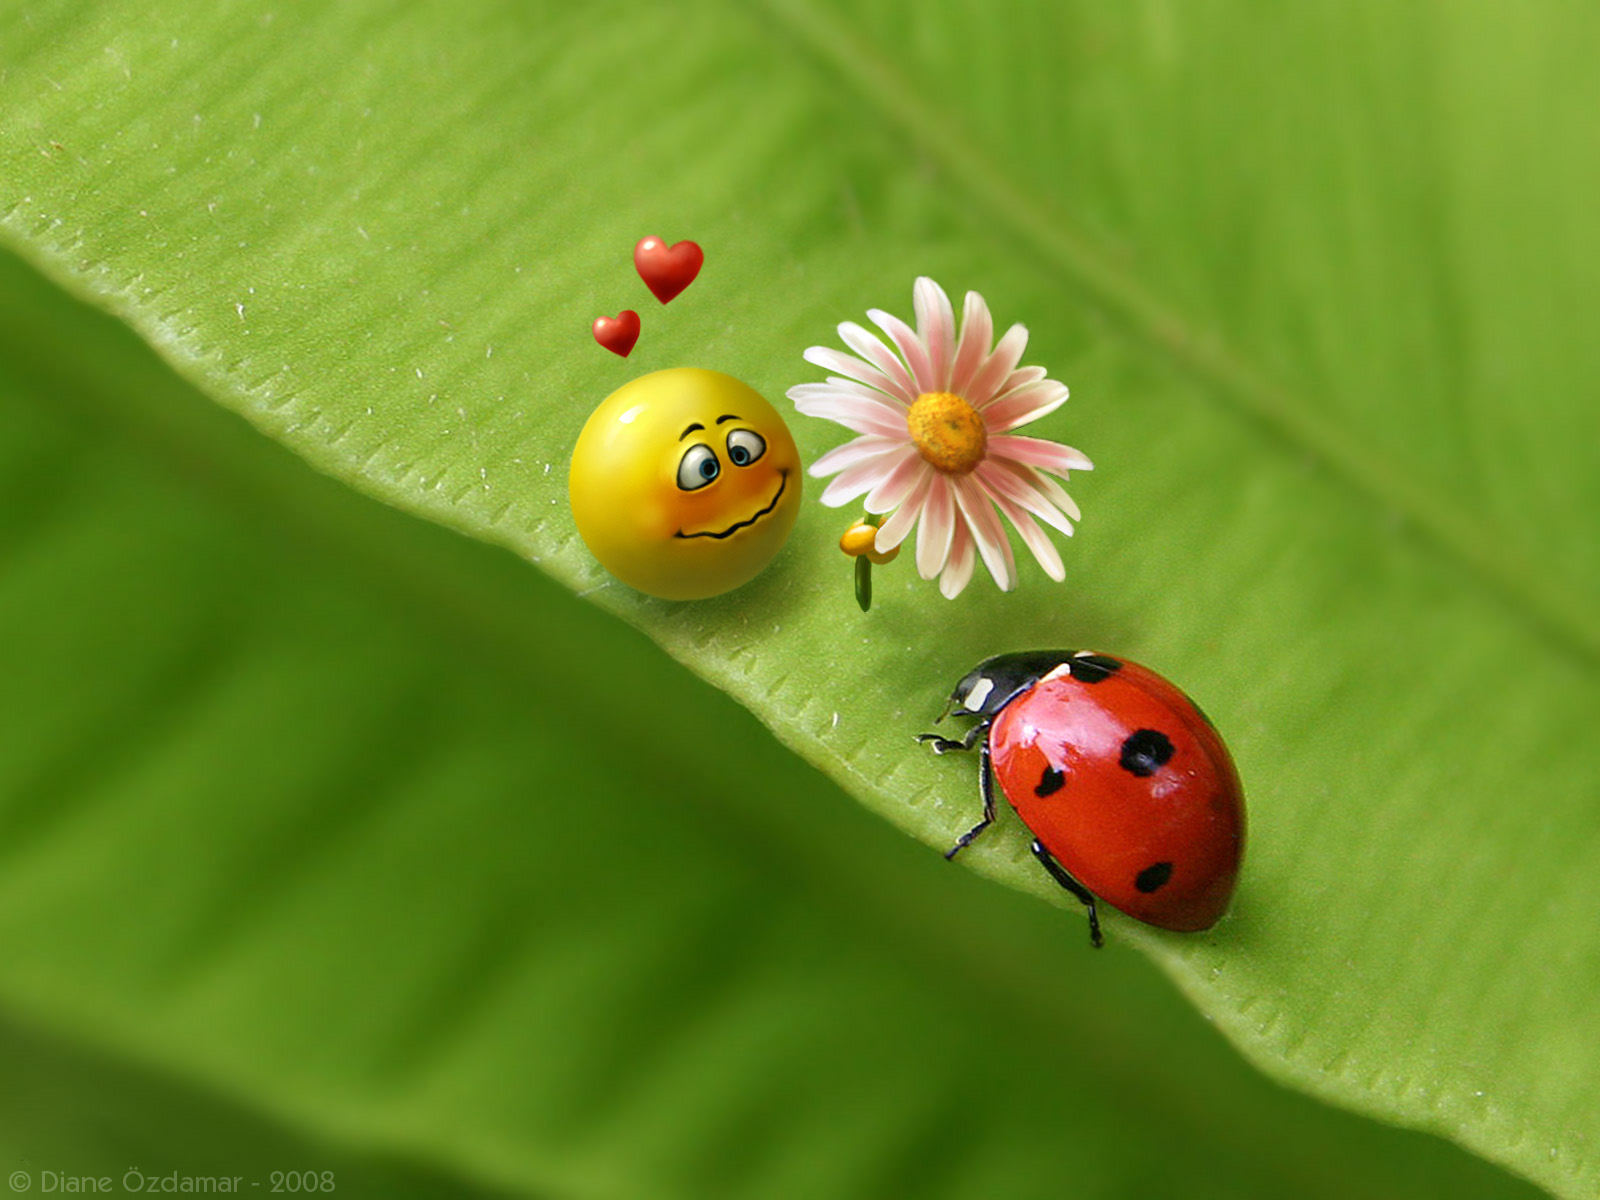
[1067,654,1123,684]
[1120,729,1174,777]
[1035,766,1065,797]
[1135,862,1173,893]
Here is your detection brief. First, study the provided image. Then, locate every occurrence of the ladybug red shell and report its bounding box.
[919,650,1245,946]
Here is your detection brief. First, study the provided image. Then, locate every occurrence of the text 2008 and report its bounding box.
[270,1172,335,1192]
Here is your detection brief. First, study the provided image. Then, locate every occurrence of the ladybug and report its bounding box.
[919,650,1245,947]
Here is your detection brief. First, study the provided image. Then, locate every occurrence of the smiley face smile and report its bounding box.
[675,472,788,540]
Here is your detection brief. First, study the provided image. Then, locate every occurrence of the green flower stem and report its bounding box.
[853,511,885,612]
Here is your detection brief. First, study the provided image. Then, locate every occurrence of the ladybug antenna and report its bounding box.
[933,695,955,725]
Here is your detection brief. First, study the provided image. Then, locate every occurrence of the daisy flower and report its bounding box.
[788,278,1092,598]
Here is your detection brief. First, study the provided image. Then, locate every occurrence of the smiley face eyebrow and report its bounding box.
[715,414,741,424]
[679,422,706,440]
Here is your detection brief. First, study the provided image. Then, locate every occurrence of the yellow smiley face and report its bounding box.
[568,368,803,600]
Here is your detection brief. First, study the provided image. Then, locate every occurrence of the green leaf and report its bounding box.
[1,1,1595,1196]
[0,245,1538,1199]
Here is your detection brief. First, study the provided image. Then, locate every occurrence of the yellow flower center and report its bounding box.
[906,391,986,475]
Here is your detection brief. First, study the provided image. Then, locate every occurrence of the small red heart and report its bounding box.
[593,309,641,357]
[634,235,704,305]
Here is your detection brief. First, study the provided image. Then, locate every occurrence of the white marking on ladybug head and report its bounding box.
[963,676,995,711]
[1042,663,1074,683]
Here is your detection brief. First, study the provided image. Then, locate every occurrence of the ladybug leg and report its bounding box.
[943,738,998,861]
[915,717,989,756]
[1029,840,1104,949]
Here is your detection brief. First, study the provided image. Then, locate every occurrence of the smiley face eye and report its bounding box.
[676,443,721,491]
[725,429,767,468]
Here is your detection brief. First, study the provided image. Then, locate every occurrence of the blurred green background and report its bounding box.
[2,2,1597,1197]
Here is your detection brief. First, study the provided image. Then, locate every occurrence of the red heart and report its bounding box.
[634,235,703,304]
[592,310,640,357]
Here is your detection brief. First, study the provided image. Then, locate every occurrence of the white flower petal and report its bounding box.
[1019,466,1082,523]
[999,364,1048,395]
[791,391,911,438]
[863,448,928,513]
[867,307,937,396]
[987,435,1093,476]
[981,381,1070,432]
[821,375,909,405]
[952,476,1016,591]
[976,461,1075,536]
[819,455,898,507]
[803,345,903,400]
[940,522,976,598]
[808,435,903,478]
[914,277,956,392]
[873,470,933,553]
[949,291,993,397]
[980,476,1065,582]
[792,378,910,422]
[837,322,918,404]
[787,381,879,404]
[916,475,957,579]
[1010,508,1066,580]
[965,323,1029,407]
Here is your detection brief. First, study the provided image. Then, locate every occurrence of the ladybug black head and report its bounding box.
[943,650,1084,721]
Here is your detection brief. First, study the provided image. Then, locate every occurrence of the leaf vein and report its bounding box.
[762,0,1600,667]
